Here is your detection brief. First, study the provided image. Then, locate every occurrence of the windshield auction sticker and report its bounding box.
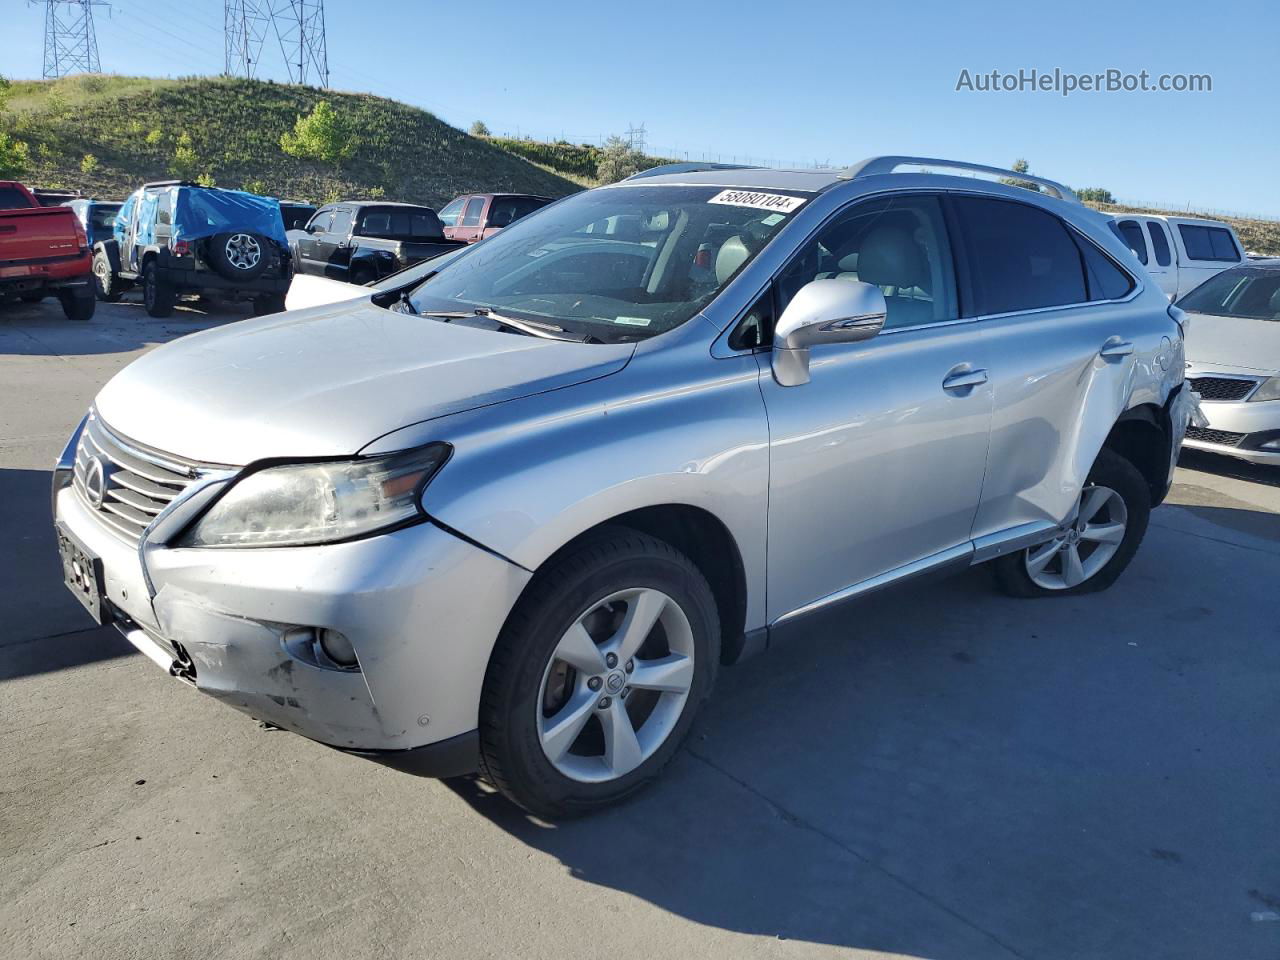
[708,190,806,213]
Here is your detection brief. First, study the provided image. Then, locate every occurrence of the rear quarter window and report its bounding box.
[1178,224,1240,262]
[950,195,1088,316]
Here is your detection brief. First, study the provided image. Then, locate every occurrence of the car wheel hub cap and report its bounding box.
[536,587,695,784]
[1024,484,1128,590]
[226,234,261,270]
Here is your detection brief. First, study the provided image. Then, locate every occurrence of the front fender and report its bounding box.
[369,342,772,632]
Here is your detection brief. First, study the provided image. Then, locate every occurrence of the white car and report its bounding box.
[1177,260,1280,464]
[1110,214,1245,301]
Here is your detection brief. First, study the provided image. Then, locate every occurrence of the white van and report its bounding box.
[1109,214,1245,300]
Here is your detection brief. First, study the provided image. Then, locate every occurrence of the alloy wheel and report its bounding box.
[1024,484,1128,590]
[537,587,695,784]
[225,233,262,270]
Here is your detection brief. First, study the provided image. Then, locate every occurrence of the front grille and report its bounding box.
[73,414,202,544]
[1189,376,1259,402]
[1185,426,1247,447]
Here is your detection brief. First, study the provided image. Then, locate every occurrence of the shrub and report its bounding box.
[195,171,216,187]
[1076,187,1115,204]
[242,177,268,195]
[80,152,99,174]
[469,120,490,136]
[280,100,355,165]
[0,131,30,178]
[170,132,199,179]
[145,128,164,147]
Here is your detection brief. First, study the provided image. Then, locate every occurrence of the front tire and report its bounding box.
[479,529,719,819]
[251,293,287,316]
[142,262,175,317]
[993,447,1151,597]
[57,285,96,322]
[92,251,123,302]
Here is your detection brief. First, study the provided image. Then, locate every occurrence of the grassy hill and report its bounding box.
[0,74,581,206]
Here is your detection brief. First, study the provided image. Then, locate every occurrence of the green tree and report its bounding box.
[280,100,356,165]
[0,131,30,179]
[595,134,644,184]
[1001,158,1041,193]
[80,153,99,174]
[170,132,199,179]
[1076,187,1115,204]
[468,120,491,137]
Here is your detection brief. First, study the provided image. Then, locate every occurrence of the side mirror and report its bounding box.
[771,279,887,386]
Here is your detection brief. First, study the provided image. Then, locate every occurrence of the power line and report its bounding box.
[224,0,327,87]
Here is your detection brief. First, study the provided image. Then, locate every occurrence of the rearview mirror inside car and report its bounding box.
[771,279,887,387]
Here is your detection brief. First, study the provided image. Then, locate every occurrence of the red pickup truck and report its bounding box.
[0,180,96,320]
[439,193,553,243]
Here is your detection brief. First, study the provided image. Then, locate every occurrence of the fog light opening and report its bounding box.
[318,628,359,669]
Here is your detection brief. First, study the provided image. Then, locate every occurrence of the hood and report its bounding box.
[95,301,633,465]
[1184,312,1280,375]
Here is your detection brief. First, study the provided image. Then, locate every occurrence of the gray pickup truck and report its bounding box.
[289,201,466,284]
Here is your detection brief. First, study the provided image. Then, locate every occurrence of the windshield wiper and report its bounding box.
[419,308,590,342]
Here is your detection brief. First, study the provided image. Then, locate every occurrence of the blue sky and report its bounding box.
[3,0,1276,215]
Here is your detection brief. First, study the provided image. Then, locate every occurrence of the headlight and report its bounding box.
[180,444,450,548]
[1248,376,1280,402]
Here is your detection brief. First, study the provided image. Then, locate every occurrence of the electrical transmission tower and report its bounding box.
[32,0,109,78]
[225,0,328,87]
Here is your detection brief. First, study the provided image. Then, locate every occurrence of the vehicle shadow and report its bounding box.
[1178,447,1280,488]
[0,467,134,680]
[0,297,248,358]
[443,508,1280,959]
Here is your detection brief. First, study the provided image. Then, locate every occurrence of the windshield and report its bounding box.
[1177,268,1280,320]
[407,184,807,342]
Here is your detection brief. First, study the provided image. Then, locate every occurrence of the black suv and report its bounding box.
[93,181,293,317]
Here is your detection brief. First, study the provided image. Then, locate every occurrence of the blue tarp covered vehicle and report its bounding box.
[94,181,293,317]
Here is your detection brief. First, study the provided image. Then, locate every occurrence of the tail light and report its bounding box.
[171,239,191,257]
[72,218,88,253]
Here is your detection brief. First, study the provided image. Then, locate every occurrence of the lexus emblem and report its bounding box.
[84,455,108,510]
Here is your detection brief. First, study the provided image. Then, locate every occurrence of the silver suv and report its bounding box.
[53,157,1194,818]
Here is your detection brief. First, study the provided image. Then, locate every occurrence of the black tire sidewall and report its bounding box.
[143,263,174,317]
[58,286,95,321]
[481,533,719,818]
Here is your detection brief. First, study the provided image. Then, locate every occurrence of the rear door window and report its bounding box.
[1178,224,1240,262]
[1146,221,1172,266]
[949,196,1087,316]
[461,197,485,227]
[1115,219,1148,265]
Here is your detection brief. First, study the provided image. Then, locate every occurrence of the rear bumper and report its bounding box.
[158,262,292,296]
[0,258,92,293]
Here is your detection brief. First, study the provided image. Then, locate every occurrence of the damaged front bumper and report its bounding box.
[54,483,531,774]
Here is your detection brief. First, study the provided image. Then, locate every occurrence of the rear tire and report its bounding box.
[479,529,719,819]
[58,285,96,322]
[92,251,123,302]
[992,447,1151,598]
[142,262,175,317]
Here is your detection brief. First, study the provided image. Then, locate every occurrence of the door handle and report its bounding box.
[942,366,989,392]
[1100,337,1134,359]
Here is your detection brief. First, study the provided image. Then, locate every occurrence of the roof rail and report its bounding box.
[840,156,1078,202]
[625,161,757,181]
[142,180,200,189]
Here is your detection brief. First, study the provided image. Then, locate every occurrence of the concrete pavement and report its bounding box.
[3,298,1278,960]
